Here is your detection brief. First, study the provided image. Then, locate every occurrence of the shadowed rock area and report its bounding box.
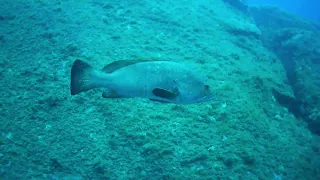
[251,5,320,135]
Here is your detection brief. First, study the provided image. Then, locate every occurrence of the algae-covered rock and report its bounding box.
[219,17,261,38]
[222,0,249,14]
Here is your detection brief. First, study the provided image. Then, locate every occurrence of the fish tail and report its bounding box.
[70,59,103,95]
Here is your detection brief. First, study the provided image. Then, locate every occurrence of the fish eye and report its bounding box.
[204,85,210,90]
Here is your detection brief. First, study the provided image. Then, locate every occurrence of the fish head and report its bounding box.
[177,84,214,103]
[174,75,214,104]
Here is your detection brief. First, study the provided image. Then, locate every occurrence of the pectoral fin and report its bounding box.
[152,88,179,100]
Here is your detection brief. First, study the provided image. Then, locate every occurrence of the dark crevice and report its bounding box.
[272,89,303,118]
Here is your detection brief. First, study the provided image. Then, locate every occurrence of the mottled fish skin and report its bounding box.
[70,59,213,104]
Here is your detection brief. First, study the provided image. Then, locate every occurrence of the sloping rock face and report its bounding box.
[251,6,320,134]
[222,0,249,13]
[1,0,319,180]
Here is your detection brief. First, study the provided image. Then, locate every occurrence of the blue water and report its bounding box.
[247,0,320,21]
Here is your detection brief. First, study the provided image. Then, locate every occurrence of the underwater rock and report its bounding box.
[274,28,320,103]
[251,5,320,135]
[214,16,261,38]
[222,0,248,14]
[308,111,320,135]
[211,0,261,38]
[271,88,303,118]
[0,15,16,21]
[226,18,261,38]
[250,6,317,32]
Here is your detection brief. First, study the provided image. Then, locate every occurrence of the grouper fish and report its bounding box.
[70,59,214,104]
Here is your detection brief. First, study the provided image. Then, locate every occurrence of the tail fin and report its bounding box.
[70,59,99,95]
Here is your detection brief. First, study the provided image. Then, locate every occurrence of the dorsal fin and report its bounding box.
[102,60,145,73]
[101,58,165,73]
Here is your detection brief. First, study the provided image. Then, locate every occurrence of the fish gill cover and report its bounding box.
[0,0,320,179]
